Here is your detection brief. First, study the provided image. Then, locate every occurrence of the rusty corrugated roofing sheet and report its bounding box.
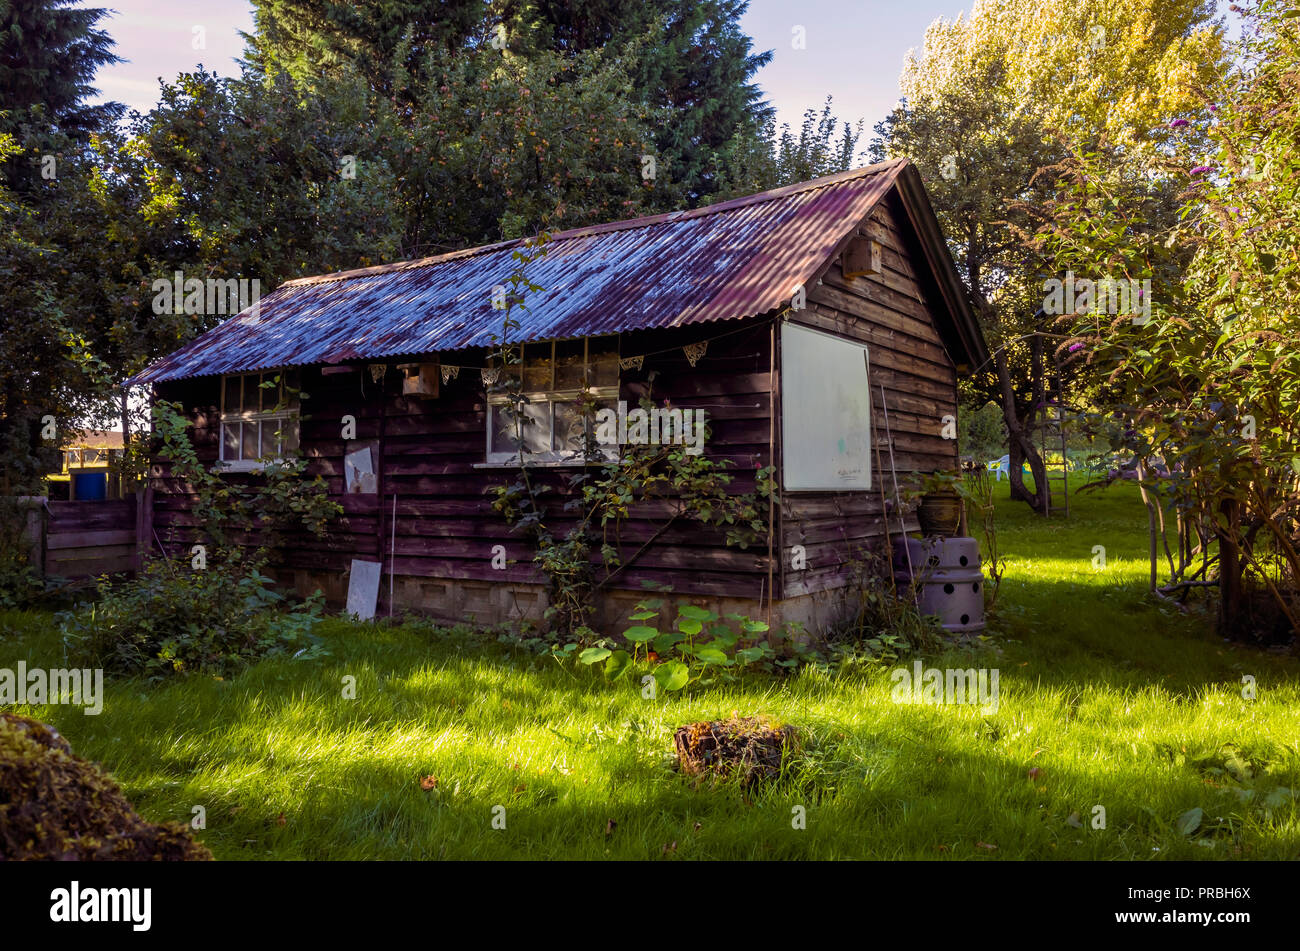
[130,159,911,384]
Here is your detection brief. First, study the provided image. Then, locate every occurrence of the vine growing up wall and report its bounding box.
[485,234,776,636]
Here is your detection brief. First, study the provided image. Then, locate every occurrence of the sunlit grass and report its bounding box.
[2,480,1298,859]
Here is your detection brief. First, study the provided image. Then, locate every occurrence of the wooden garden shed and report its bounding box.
[129,158,988,632]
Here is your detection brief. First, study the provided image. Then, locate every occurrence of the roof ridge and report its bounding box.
[282,159,909,289]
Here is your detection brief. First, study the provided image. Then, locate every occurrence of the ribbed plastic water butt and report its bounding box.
[892,536,986,633]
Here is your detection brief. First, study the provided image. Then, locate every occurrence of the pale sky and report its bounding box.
[90,0,974,143]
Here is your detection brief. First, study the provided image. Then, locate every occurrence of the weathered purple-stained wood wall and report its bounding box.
[151,317,777,609]
[44,498,137,578]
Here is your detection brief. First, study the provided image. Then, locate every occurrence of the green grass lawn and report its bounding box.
[3,480,1299,859]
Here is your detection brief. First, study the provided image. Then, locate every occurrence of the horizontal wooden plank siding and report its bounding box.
[152,319,777,609]
[780,195,959,600]
[44,498,137,578]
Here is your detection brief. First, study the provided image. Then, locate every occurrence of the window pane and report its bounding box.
[529,401,553,454]
[492,400,550,455]
[554,339,585,390]
[261,374,280,412]
[284,370,300,410]
[592,399,619,454]
[490,405,520,455]
[241,374,260,413]
[242,420,259,459]
[261,419,280,458]
[223,423,241,461]
[282,419,299,454]
[223,376,240,413]
[553,398,587,453]
[589,337,619,387]
[523,343,552,391]
[484,356,518,396]
[501,354,522,386]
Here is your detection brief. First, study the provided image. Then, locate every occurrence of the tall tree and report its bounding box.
[870,0,1227,512]
[498,0,776,204]
[0,0,121,177]
[246,0,773,207]
[1036,0,1300,637]
[708,96,864,199]
[242,1,486,97]
[0,0,126,492]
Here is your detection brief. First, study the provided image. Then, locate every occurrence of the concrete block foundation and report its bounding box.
[286,568,860,638]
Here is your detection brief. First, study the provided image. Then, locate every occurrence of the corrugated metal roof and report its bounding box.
[130,159,914,384]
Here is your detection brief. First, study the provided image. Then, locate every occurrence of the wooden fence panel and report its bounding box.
[43,497,138,578]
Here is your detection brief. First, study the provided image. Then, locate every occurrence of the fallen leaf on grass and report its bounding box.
[662,841,677,855]
[1027,766,1042,780]
[1066,812,1082,828]
[605,819,616,837]
[976,841,998,851]
[1176,806,1203,836]
[276,812,286,827]
[420,775,439,791]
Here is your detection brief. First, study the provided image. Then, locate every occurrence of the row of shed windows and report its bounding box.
[216,337,620,469]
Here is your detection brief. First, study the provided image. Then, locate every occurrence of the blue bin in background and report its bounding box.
[72,471,108,500]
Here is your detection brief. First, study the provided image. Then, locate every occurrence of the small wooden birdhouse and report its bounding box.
[842,236,883,280]
[398,362,439,398]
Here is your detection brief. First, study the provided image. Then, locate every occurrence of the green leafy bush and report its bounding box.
[60,559,326,679]
[579,599,823,691]
[57,397,340,680]
[958,400,1007,461]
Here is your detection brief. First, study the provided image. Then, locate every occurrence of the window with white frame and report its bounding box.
[486,336,619,464]
[220,370,300,468]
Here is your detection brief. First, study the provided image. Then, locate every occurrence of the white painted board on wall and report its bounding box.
[344,446,377,494]
[780,322,872,491]
[346,558,382,620]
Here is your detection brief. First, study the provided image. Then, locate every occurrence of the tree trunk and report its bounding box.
[119,388,131,496]
[968,256,1047,515]
[1008,438,1030,502]
[1217,496,1245,638]
[995,347,1047,514]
